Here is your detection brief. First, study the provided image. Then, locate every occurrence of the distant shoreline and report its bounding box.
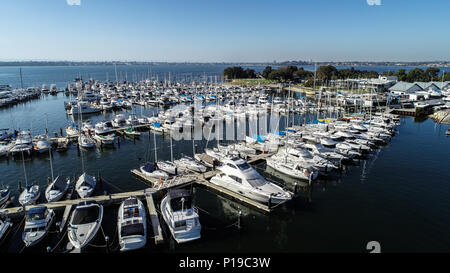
[0,61,449,67]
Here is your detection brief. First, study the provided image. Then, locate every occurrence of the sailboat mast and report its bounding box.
[153,130,157,162]
[21,150,28,187]
[46,114,54,182]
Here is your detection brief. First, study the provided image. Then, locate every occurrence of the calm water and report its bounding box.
[1,65,450,253]
[2,64,450,89]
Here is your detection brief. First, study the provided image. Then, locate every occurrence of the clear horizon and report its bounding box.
[1,0,449,62]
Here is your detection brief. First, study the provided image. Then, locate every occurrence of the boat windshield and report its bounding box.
[247,177,267,188]
[121,223,144,237]
[236,162,251,171]
[26,213,45,221]
[72,206,99,225]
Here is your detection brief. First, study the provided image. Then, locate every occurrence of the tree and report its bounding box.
[294,67,313,81]
[395,69,407,81]
[316,65,337,83]
[244,68,256,79]
[406,68,427,82]
[262,66,272,79]
[424,67,440,81]
[223,66,246,79]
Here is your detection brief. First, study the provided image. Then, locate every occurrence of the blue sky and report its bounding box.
[0,0,449,62]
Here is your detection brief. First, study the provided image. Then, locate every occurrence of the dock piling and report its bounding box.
[18,180,22,192]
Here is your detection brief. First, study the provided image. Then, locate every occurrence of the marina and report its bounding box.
[0,66,450,253]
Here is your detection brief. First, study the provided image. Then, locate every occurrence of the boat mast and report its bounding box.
[21,150,28,187]
[46,114,54,182]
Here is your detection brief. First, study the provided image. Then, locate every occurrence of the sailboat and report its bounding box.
[156,133,182,175]
[44,114,72,202]
[18,150,40,206]
[139,129,169,179]
[75,109,97,198]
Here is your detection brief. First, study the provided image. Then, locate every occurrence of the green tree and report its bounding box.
[424,67,440,81]
[406,68,427,82]
[395,69,407,81]
[316,65,337,83]
[262,66,272,79]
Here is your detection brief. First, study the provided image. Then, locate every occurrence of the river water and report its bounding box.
[1,65,450,253]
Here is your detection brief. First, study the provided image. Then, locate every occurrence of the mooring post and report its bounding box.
[105,236,110,253]
[268,194,272,210]
[18,180,22,192]
[237,209,242,230]
[60,128,63,137]
[77,143,80,155]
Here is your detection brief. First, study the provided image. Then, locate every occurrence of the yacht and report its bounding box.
[117,197,147,252]
[68,201,103,250]
[75,173,96,198]
[45,176,72,202]
[19,185,41,206]
[70,101,101,115]
[210,157,293,204]
[139,162,169,179]
[161,189,201,243]
[22,206,55,247]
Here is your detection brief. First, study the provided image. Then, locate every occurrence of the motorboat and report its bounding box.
[124,127,141,138]
[139,162,169,179]
[94,122,112,135]
[93,134,115,146]
[33,135,51,154]
[117,197,147,252]
[0,186,10,206]
[210,157,293,204]
[70,101,101,115]
[22,206,55,247]
[79,134,95,149]
[0,218,12,242]
[160,189,201,243]
[45,176,72,202]
[112,114,127,128]
[19,185,41,206]
[75,173,96,198]
[266,155,318,181]
[65,123,79,137]
[67,200,103,249]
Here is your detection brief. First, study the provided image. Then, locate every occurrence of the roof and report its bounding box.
[389,82,422,92]
[415,82,439,90]
[431,81,450,89]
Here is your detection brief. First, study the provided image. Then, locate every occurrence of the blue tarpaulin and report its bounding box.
[253,134,266,143]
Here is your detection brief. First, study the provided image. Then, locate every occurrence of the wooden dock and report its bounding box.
[0,188,156,219]
[145,194,164,245]
[1,151,286,221]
